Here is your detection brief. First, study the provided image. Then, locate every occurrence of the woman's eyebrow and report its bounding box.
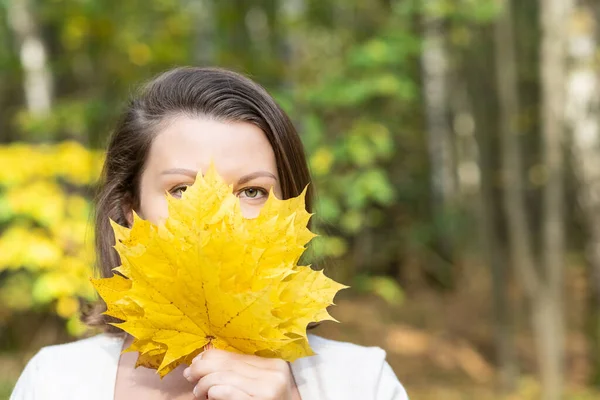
[237,171,277,185]
[161,168,197,178]
[160,168,277,184]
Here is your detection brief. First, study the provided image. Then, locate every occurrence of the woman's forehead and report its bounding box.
[146,116,279,180]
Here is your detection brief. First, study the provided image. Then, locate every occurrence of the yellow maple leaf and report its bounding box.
[91,165,347,377]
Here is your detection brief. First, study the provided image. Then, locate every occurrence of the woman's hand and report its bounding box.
[183,349,301,400]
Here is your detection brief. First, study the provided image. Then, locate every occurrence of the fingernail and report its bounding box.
[193,386,199,398]
[183,367,191,380]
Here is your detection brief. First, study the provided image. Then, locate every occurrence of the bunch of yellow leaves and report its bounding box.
[91,166,347,377]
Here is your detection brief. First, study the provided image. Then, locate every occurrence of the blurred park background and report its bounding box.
[1,0,600,399]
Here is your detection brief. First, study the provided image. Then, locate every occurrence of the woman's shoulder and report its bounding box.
[30,334,123,374]
[294,335,409,399]
[39,333,123,359]
[10,334,123,400]
[308,334,386,356]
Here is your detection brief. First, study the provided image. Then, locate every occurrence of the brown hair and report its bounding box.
[85,67,313,331]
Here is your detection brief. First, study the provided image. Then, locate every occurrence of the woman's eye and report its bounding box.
[170,185,188,198]
[239,187,267,199]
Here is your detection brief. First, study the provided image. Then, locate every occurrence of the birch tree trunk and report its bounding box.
[7,0,52,116]
[494,0,532,391]
[565,0,600,385]
[422,1,456,266]
[538,0,571,397]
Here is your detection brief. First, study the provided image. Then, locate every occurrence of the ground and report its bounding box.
[2,265,600,399]
[314,264,600,399]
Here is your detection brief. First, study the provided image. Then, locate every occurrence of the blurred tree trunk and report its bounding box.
[7,0,52,116]
[493,0,528,392]
[537,0,570,398]
[422,1,457,272]
[263,0,284,86]
[496,0,570,397]
[277,0,304,92]
[473,77,518,394]
[214,0,253,72]
[565,0,600,386]
[193,0,216,66]
[460,12,519,393]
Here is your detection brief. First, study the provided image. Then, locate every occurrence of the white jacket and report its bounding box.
[11,334,409,400]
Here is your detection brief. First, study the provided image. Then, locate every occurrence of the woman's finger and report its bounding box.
[200,348,289,371]
[206,385,252,400]
[193,371,254,399]
[184,358,260,382]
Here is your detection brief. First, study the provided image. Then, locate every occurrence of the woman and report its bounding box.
[11,67,408,400]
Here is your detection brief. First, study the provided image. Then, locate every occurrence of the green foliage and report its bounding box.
[282,5,424,266]
[421,0,499,21]
[353,274,405,305]
[0,0,502,343]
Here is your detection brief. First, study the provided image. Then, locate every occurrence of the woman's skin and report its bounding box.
[114,116,301,400]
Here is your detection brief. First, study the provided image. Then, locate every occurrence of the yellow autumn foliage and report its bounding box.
[92,165,347,377]
[0,141,104,187]
[0,141,104,334]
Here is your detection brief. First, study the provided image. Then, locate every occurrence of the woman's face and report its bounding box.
[134,116,281,224]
